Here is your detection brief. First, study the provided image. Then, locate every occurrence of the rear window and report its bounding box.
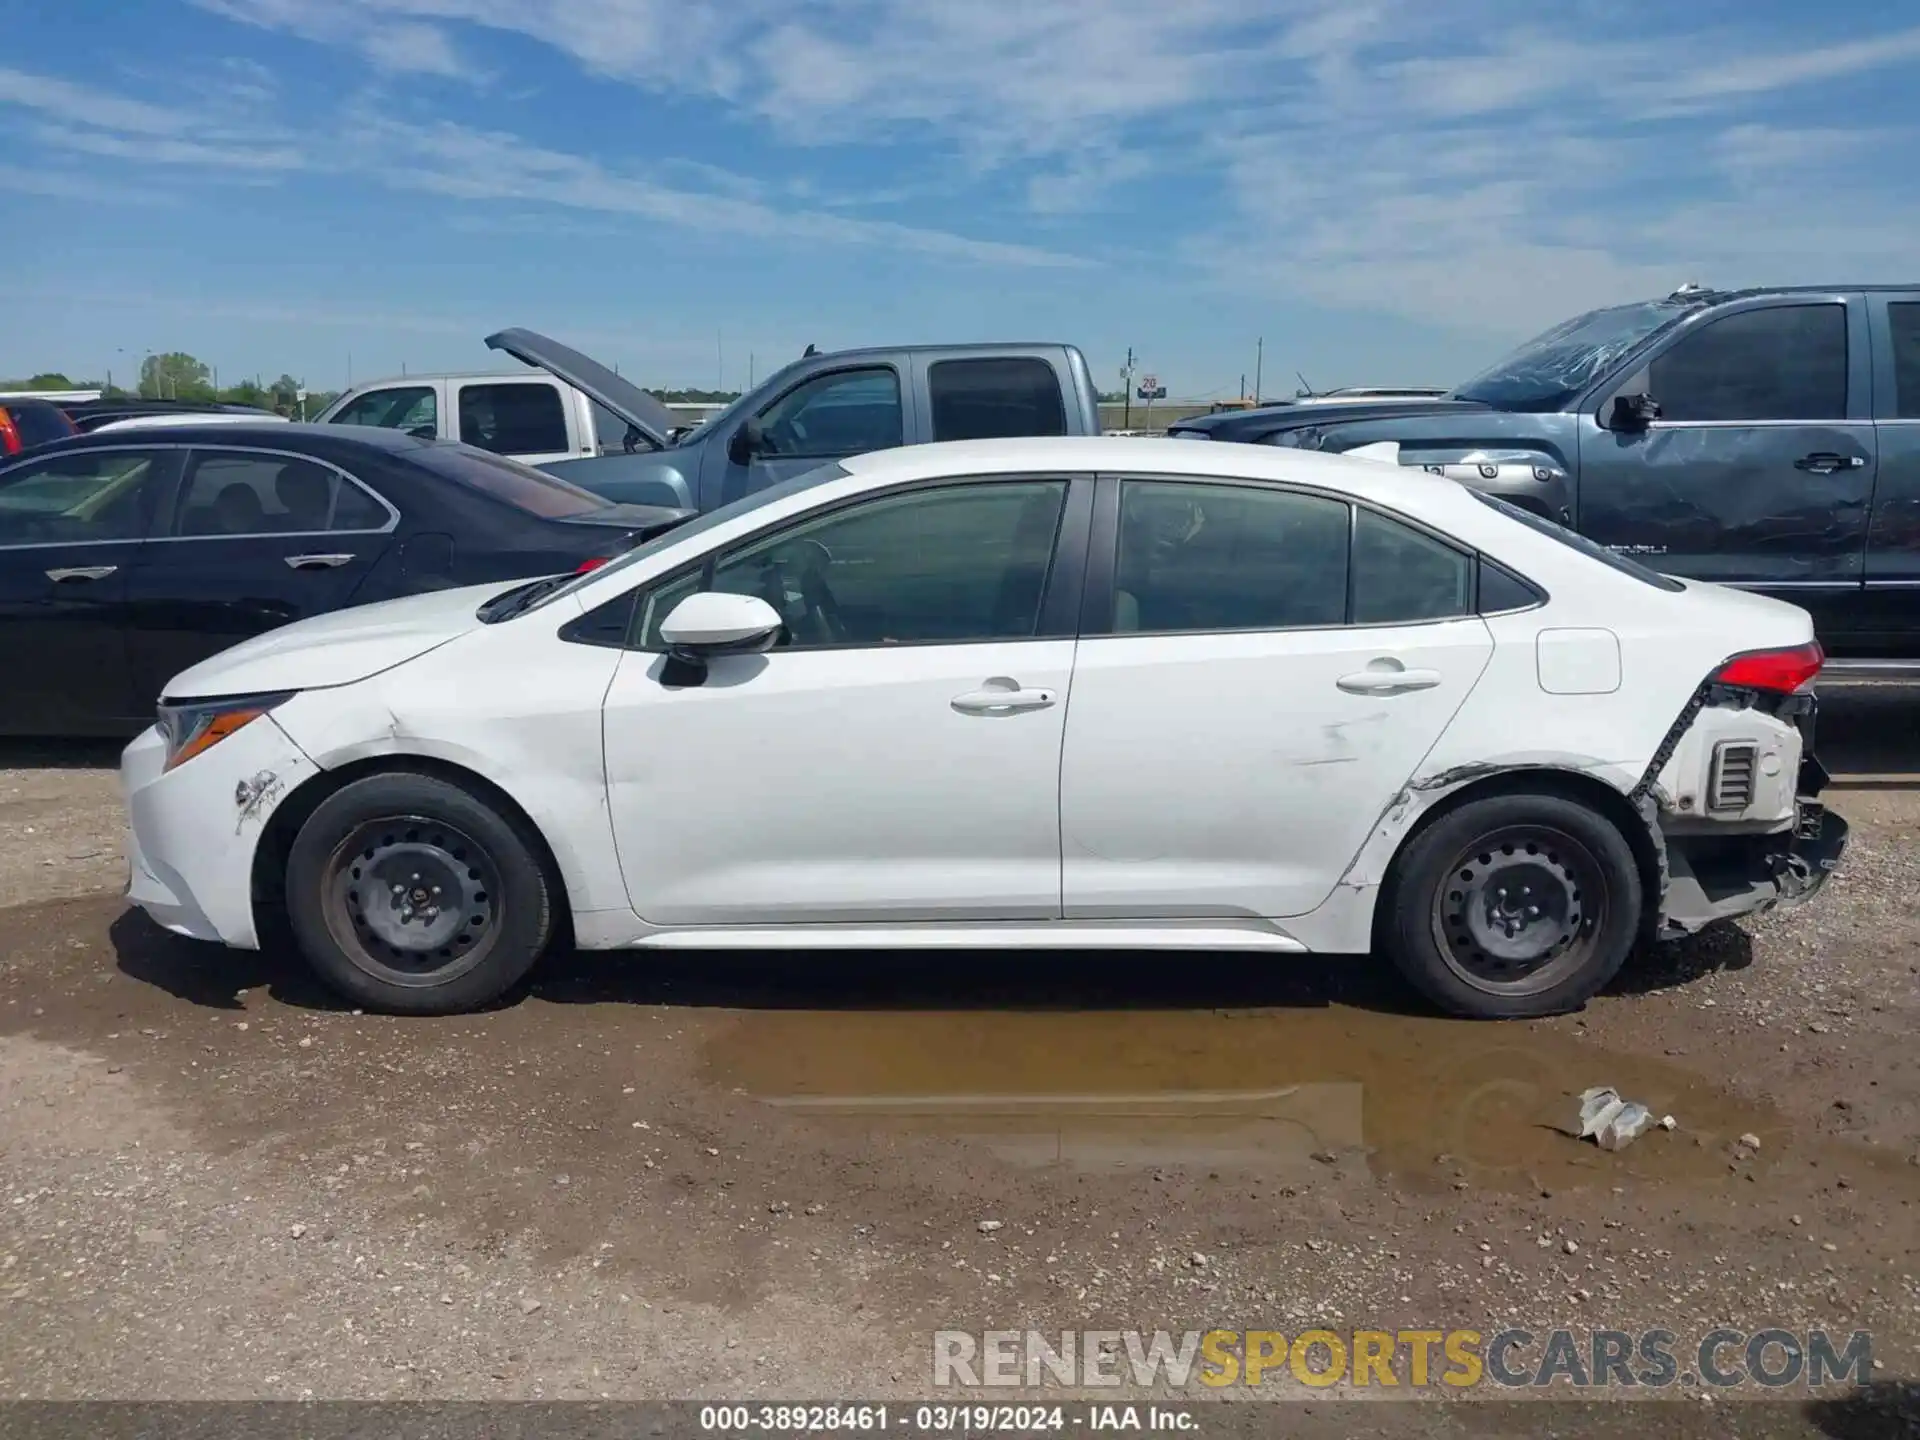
[412,444,609,519]
[1470,488,1684,592]
[928,358,1067,441]
[3,402,77,449]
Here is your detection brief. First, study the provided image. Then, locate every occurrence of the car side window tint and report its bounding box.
[751,368,903,460]
[1477,559,1545,614]
[1648,305,1847,422]
[1891,303,1920,420]
[1112,480,1348,633]
[640,481,1068,650]
[1350,507,1473,624]
[330,385,437,434]
[928,358,1068,441]
[458,382,570,455]
[173,452,386,536]
[0,449,161,545]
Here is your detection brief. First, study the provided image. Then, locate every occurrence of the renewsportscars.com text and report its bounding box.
[933,1327,1872,1390]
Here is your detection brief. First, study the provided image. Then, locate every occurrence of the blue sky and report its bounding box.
[4,0,1918,400]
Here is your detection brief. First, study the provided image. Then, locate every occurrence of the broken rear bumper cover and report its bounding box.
[1657,755,1849,937]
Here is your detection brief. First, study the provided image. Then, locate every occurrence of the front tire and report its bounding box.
[1378,792,1642,1019]
[284,772,554,1014]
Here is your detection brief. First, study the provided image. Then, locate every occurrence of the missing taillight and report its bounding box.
[1714,641,1825,694]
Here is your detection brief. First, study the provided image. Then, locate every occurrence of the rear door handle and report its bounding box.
[284,553,355,570]
[1337,666,1443,695]
[1795,453,1865,474]
[951,679,1058,715]
[45,565,117,583]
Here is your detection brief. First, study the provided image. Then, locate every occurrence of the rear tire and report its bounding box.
[284,772,554,1014]
[1377,792,1641,1019]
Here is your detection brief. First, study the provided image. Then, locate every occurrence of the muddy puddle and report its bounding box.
[703,1006,1782,1193]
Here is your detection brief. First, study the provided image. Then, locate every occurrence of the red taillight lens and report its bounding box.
[0,409,20,454]
[573,556,610,574]
[1714,641,1824,693]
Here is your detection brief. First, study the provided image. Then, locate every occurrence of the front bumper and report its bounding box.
[121,715,317,949]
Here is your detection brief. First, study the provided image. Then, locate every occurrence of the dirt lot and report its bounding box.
[2,703,1918,1434]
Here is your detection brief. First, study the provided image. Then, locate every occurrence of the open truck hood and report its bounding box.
[485,327,679,452]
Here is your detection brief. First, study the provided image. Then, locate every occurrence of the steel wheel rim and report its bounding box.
[320,815,504,988]
[1429,824,1609,997]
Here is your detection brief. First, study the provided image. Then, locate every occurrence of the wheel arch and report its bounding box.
[249,753,576,948]
[1371,764,1662,949]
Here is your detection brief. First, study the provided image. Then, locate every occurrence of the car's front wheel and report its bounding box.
[1378,792,1643,1019]
[284,771,555,1014]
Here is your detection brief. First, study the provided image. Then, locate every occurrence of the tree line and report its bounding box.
[3,354,340,416]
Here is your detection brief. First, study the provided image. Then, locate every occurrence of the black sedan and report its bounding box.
[0,424,691,736]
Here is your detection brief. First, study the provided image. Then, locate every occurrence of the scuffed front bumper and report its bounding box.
[121,716,318,949]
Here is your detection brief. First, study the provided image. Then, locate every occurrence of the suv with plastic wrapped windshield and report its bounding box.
[1171,283,1920,674]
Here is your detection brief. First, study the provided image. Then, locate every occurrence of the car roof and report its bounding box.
[29,422,435,455]
[840,435,1499,529]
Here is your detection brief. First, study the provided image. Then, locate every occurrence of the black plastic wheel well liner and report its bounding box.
[1374,766,1661,948]
[249,755,574,949]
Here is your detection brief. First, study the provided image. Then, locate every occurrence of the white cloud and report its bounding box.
[0,66,192,135]
[342,112,1091,267]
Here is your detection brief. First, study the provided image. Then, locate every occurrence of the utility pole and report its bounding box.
[749,352,755,389]
[1254,337,1263,405]
[717,330,724,391]
[1239,372,1246,402]
[1122,346,1135,429]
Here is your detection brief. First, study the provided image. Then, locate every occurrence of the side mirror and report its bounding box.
[1609,393,1661,431]
[727,417,767,467]
[657,591,782,663]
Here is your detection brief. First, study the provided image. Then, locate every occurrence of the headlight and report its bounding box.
[156,692,295,772]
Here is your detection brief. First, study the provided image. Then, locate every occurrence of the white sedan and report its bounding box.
[119,436,1845,1019]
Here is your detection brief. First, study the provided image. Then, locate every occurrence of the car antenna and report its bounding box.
[1295,370,1315,398]
[803,343,818,357]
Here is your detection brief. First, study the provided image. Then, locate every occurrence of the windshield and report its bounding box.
[1451,300,1700,412]
[412,443,610,518]
[513,462,851,616]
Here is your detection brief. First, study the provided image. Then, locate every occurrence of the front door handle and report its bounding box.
[46,565,117,583]
[284,553,355,570]
[1795,453,1865,475]
[951,678,1058,715]
[1337,664,1443,695]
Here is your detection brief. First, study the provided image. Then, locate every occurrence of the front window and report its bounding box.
[1647,305,1847,422]
[329,385,437,434]
[511,464,849,617]
[0,449,162,544]
[750,368,904,460]
[640,479,1068,649]
[1451,300,1701,411]
[412,444,608,519]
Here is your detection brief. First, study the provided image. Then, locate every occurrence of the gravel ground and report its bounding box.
[1,712,1917,1434]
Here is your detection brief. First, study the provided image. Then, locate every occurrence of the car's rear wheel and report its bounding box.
[284,772,554,1014]
[1378,792,1642,1018]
